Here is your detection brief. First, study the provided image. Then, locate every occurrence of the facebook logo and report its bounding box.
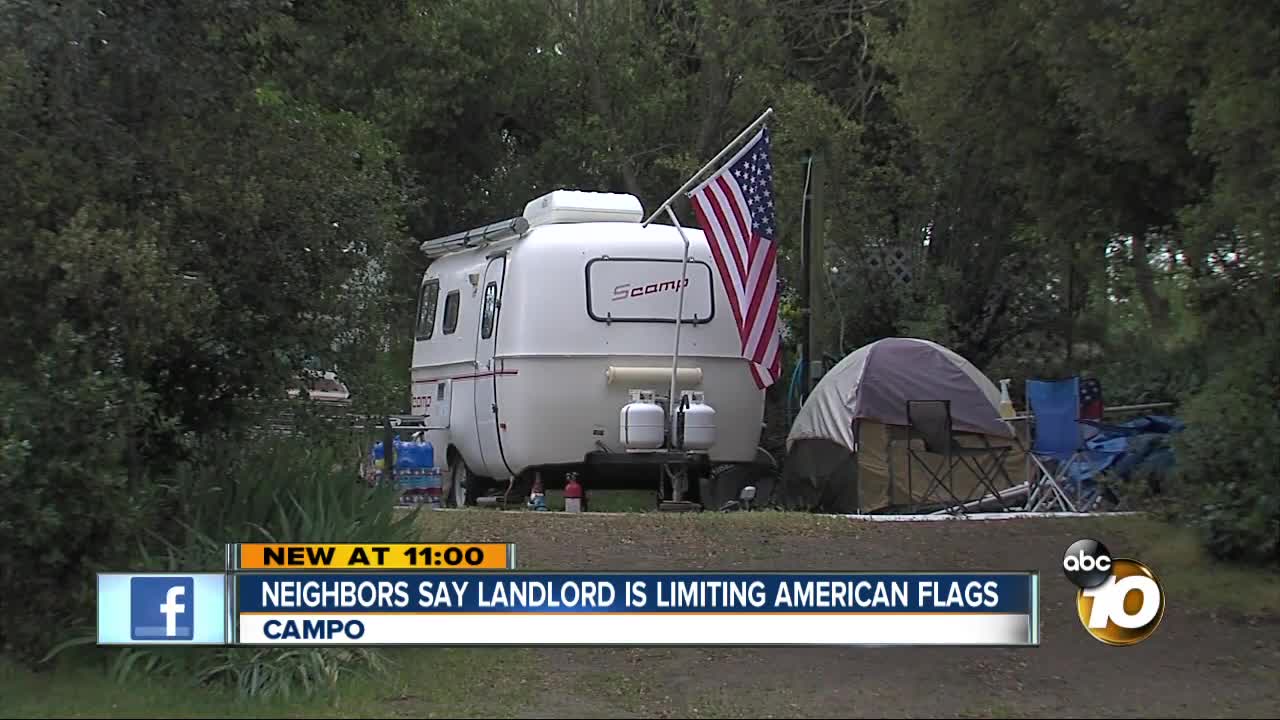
[99,573,224,645]
[131,577,194,641]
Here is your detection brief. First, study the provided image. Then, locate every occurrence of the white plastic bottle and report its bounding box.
[998,379,1016,419]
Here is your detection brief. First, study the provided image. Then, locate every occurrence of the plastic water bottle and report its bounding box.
[998,379,1016,419]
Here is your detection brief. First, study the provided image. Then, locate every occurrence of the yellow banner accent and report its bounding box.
[237,543,512,570]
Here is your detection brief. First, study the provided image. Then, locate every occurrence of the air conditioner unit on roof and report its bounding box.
[522,190,643,228]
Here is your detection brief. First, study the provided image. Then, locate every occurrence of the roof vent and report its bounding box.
[522,190,643,228]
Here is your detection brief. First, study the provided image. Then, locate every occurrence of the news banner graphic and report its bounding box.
[235,572,1040,646]
[100,543,1041,647]
[1062,538,1165,646]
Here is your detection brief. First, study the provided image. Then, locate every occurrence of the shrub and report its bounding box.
[159,434,417,564]
[1085,338,1208,406]
[1168,332,1280,565]
[119,434,421,698]
[34,430,422,699]
[0,338,163,660]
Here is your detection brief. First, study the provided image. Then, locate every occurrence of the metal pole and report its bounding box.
[642,108,774,227]
[799,152,814,402]
[382,416,396,489]
[807,146,826,395]
[664,206,694,446]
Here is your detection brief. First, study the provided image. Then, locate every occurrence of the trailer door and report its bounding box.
[473,255,510,477]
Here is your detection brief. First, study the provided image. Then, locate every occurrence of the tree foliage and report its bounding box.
[881,0,1276,560]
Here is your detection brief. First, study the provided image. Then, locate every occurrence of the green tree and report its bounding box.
[0,0,405,658]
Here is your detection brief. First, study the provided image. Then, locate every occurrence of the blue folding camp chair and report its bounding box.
[1025,378,1110,512]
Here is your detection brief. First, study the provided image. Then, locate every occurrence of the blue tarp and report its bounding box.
[1064,415,1185,493]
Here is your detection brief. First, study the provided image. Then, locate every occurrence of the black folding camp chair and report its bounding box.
[906,400,1015,513]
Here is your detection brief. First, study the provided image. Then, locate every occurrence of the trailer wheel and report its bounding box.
[447,461,477,508]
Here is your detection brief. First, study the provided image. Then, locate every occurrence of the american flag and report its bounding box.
[686,128,781,389]
[1079,378,1104,420]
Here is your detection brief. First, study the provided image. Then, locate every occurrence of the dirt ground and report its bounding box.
[412,511,1280,719]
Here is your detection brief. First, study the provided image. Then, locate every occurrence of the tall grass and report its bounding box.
[100,644,392,701]
[153,433,417,566]
[50,432,421,699]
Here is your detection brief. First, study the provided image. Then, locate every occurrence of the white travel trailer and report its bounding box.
[409,190,768,507]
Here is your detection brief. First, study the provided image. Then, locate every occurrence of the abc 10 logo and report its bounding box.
[1063,539,1165,646]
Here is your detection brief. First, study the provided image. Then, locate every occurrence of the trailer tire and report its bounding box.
[447,461,478,508]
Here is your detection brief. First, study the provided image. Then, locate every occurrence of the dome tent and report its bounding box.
[782,338,1021,512]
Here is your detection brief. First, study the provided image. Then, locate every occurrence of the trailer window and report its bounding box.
[415,280,440,340]
[442,290,461,335]
[480,282,498,339]
[585,257,715,324]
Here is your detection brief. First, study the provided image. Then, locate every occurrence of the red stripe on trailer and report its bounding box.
[414,369,519,384]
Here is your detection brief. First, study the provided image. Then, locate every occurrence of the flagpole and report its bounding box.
[642,107,774,228]
[665,206,694,447]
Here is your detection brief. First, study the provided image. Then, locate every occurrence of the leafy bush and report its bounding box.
[32,431,422,699]
[158,435,417,564]
[0,337,164,660]
[119,435,420,698]
[1167,332,1280,565]
[1085,338,1208,406]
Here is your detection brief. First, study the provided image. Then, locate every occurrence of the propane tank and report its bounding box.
[678,390,717,451]
[620,389,665,449]
[998,378,1016,419]
[563,472,584,513]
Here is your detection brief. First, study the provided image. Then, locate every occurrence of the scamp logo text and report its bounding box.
[612,278,690,301]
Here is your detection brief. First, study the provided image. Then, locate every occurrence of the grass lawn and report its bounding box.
[2,647,543,719]
[482,488,658,512]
